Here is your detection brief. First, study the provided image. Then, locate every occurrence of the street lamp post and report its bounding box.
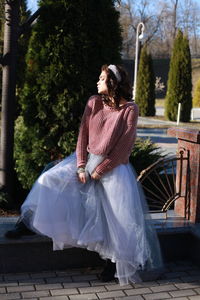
[132,22,145,100]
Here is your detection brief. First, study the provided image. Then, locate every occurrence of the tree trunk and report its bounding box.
[0,0,20,194]
[172,0,178,39]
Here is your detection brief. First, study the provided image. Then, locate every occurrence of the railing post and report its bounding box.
[168,128,200,223]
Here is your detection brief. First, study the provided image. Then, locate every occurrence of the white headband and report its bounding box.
[108,64,121,82]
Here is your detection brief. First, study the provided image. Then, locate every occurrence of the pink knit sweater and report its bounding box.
[76,95,139,176]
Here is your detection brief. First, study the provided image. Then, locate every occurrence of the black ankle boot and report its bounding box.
[100,259,116,282]
[5,220,35,239]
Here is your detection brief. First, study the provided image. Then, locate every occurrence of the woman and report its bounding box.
[6,64,162,285]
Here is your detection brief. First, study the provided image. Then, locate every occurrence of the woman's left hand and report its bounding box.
[91,171,101,180]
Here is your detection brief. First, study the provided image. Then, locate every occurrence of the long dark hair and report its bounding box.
[101,64,132,108]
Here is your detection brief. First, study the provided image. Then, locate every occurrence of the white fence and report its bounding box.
[191,108,200,121]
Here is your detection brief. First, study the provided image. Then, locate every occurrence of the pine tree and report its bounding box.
[135,45,155,116]
[193,78,200,108]
[14,0,122,189]
[165,30,192,122]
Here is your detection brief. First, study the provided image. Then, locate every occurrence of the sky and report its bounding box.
[27,0,39,13]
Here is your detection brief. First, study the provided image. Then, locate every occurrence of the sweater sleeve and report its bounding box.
[76,96,95,168]
[95,105,139,176]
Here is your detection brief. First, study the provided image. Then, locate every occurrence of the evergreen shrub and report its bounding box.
[130,137,164,176]
[193,78,200,108]
[165,30,192,122]
[135,45,156,116]
[15,0,122,189]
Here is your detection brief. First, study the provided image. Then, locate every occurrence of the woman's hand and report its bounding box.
[78,171,87,184]
[91,170,101,180]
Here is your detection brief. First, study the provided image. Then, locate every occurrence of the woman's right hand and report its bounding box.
[78,171,87,184]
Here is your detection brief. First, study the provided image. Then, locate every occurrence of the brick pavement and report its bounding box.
[1,261,200,300]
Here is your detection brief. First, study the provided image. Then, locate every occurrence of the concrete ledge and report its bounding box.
[0,217,103,273]
[1,212,200,273]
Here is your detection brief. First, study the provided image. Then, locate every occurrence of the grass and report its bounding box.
[155,98,165,107]
[138,117,200,129]
[139,98,200,129]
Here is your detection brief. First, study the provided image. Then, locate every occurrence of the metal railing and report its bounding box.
[137,150,189,218]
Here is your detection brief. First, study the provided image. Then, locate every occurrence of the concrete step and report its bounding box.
[0,217,103,273]
[1,213,199,274]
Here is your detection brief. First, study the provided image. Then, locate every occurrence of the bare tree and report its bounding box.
[117,0,165,58]
[172,0,179,39]
[117,0,200,58]
[178,0,200,55]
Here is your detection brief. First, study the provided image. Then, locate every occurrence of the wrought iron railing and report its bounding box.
[137,150,189,218]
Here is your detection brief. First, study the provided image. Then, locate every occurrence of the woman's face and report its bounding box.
[97,71,108,95]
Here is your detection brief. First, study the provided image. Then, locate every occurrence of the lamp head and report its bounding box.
[139,32,144,40]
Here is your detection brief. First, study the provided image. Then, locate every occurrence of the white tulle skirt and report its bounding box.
[21,152,163,285]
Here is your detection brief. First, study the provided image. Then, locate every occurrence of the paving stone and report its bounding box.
[63,282,90,289]
[78,286,106,293]
[72,275,98,282]
[0,287,6,293]
[143,292,171,300]
[0,281,18,287]
[169,289,197,297]
[4,273,31,281]
[195,288,200,294]
[46,276,73,284]
[22,298,37,300]
[56,270,86,276]
[30,272,57,279]
[18,278,46,285]
[35,283,63,290]
[38,296,68,300]
[22,290,50,298]
[97,290,125,299]
[167,298,188,300]
[1,261,200,300]
[115,296,144,300]
[7,285,35,293]
[51,288,79,296]
[157,278,183,285]
[0,293,21,300]
[84,268,102,275]
[90,280,116,286]
[125,287,152,296]
[150,284,177,292]
[133,281,159,288]
[69,294,98,300]
[66,268,101,276]
[105,284,133,291]
[175,282,200,289]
